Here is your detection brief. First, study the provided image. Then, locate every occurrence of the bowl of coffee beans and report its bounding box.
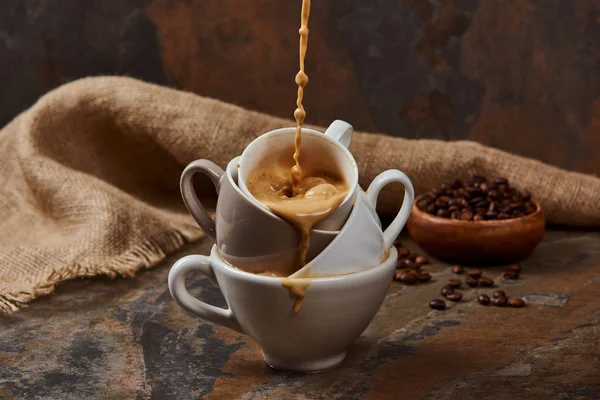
[406,175,545,265]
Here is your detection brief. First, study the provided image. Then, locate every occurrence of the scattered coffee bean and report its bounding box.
[407,254,418,262]
[467,269,482,279]
[493,290,506,298]
[446,292,463,302]
[399,258,414,269]
[478,294,491,305]
[400,272,418,285]
[418,272,432,282]
[396,247,410,259]
[414,255,429,266]
[429,299,447,310]
[478,277,494,287]
[417,176,536,221]
[465,276,478,288]
[393,271,403,281]
[441,286,455,297]
[452,265,464,274]
[507,263,522,274]
[508,298,525,308]
[447,279,462,289]
[492,296,508,306]
[503,271,519,280]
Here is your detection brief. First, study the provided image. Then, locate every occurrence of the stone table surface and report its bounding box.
[2,230,600,399]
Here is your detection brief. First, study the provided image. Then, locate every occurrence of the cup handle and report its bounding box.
[168,255,244,334]
[324,120,353,148]
[180,159,224,240]
[366,170,415,249]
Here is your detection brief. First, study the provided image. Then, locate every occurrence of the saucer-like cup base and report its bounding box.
[263,350,347,373]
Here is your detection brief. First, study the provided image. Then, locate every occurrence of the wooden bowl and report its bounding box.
[406,196,546,265]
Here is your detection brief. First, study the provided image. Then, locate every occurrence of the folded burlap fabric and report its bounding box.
[1,77,599,312]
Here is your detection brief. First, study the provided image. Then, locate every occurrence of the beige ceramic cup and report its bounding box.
[180,157,336,275]
[168,245,398,372]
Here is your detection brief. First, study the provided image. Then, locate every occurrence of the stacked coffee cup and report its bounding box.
[169,120,414,372]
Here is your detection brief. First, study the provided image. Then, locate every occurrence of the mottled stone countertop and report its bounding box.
[2,231,600,399]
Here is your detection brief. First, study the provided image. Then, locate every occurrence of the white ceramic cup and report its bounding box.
[168,245,398,372]
[291,170,414,278]
[238,121,357,231]
[180,157,337,275]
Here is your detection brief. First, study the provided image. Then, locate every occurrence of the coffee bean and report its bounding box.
[408,268,421,275]
[478,294,491,305]
[487,189,499,199]
[437,209,450,218]
[393,271,403,281]
[503,271,519,280]
[476,200,489,209]
[417,198,431,209]
[493,296,508,306]
[429,299,446,310]
[435,198,448,208]
[418,272,432,282]
[399,258,414,269]
[465,276,478,287]
[414,255,429,265]
[485,211,498,220]
[421,176,535,221]
[460,210,473,221]
[446,292,463,302]
[467,269,482,279]
[493,290,506,298]
[451,265,464,274]
[478,277,494,287]
[507,263,522,273]
[508,298,525,308]
[400,272,418,285]
[509,201,524,209]
[447,279,462,289]
[396,248,410,261]
[441,286,455,297]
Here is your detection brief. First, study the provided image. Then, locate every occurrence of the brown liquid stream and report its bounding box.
[246,0,351,312]
[290,0,310,196]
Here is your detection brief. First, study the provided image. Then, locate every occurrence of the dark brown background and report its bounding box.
[2,0,600,174]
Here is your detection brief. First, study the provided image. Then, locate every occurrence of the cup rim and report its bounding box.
[212,244,397,283]
[237,126,359,212]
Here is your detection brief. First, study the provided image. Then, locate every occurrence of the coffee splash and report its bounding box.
[247,163,348,267]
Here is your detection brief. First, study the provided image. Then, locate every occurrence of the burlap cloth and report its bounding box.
[1,76,599,312]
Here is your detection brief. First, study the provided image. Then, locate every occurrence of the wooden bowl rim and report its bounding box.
[411,195,544,226]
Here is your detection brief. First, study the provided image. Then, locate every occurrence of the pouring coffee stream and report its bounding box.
[290,0,310,196]
[246,0,349,270]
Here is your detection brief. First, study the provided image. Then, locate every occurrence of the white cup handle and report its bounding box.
[366,170,415,249]
[324,120,353,148]
[168,255,244,334]
[180,160,224,240]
